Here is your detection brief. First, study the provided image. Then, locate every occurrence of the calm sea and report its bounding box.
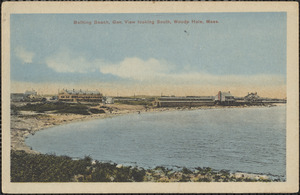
[26,106,286,178]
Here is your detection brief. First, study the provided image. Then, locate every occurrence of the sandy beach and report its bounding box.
[11,103,149,153]
[11,102,192,153]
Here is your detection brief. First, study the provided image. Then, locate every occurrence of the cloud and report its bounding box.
[99,57,285,86]
[46,48,99,73]
[99,57,170,81]
[14,46,35,63]
[45,49,285,87]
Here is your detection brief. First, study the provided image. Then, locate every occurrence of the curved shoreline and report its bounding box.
[11,103,284,181]
[11,103,283,154]
[11,103,147,153]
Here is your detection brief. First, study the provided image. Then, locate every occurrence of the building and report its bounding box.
[104,96,114,104]
[58,89,103,102]
[156,96,215,107]
[215,91,235,103]
[24,90,37,97]
[11,90,38,102]
[23,90,38,100]
[243,92,287,104]
[244,92,261,102]
[11,93,25,102]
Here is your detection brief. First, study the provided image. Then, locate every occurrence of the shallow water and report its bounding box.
[26,106,286,178]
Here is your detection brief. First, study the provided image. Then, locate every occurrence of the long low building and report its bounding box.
[156,96,215,107]
[58,89,103,102]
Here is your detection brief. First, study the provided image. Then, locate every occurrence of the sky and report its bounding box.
[10,12,287,98]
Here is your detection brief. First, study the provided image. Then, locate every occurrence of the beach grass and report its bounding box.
[12,102,94,115]
[11,150,274,182]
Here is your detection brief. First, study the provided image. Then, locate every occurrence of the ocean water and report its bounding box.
[26,106,286,178]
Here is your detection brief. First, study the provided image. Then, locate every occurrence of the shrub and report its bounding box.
[182,167,193,174]
[11,150,88,182]
[89,109,105,114]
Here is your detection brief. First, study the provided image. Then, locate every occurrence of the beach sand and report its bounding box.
[11,103,148,153]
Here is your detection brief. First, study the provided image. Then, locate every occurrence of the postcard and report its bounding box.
[1,2,299,194]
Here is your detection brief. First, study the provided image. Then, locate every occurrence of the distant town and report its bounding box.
[11,89,286,107]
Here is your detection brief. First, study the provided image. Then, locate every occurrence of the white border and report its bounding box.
[2,2,299,193]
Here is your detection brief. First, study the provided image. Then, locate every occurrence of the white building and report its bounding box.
[104,97,114,104]
[215,91,235,102]
[24,90,37,97]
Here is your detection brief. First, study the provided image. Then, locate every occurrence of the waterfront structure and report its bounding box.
[215,91,235,103]
[156,96,215,107]
[244,92,260,102]
[261,98,287,104]
[155,91,288,107]
[58,89,103,102]
[156,91,237,107]
[243,92,286,104]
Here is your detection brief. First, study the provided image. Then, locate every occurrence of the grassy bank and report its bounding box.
[11,150,275,182]
[11,150,145,182]
[11,102,105,115]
